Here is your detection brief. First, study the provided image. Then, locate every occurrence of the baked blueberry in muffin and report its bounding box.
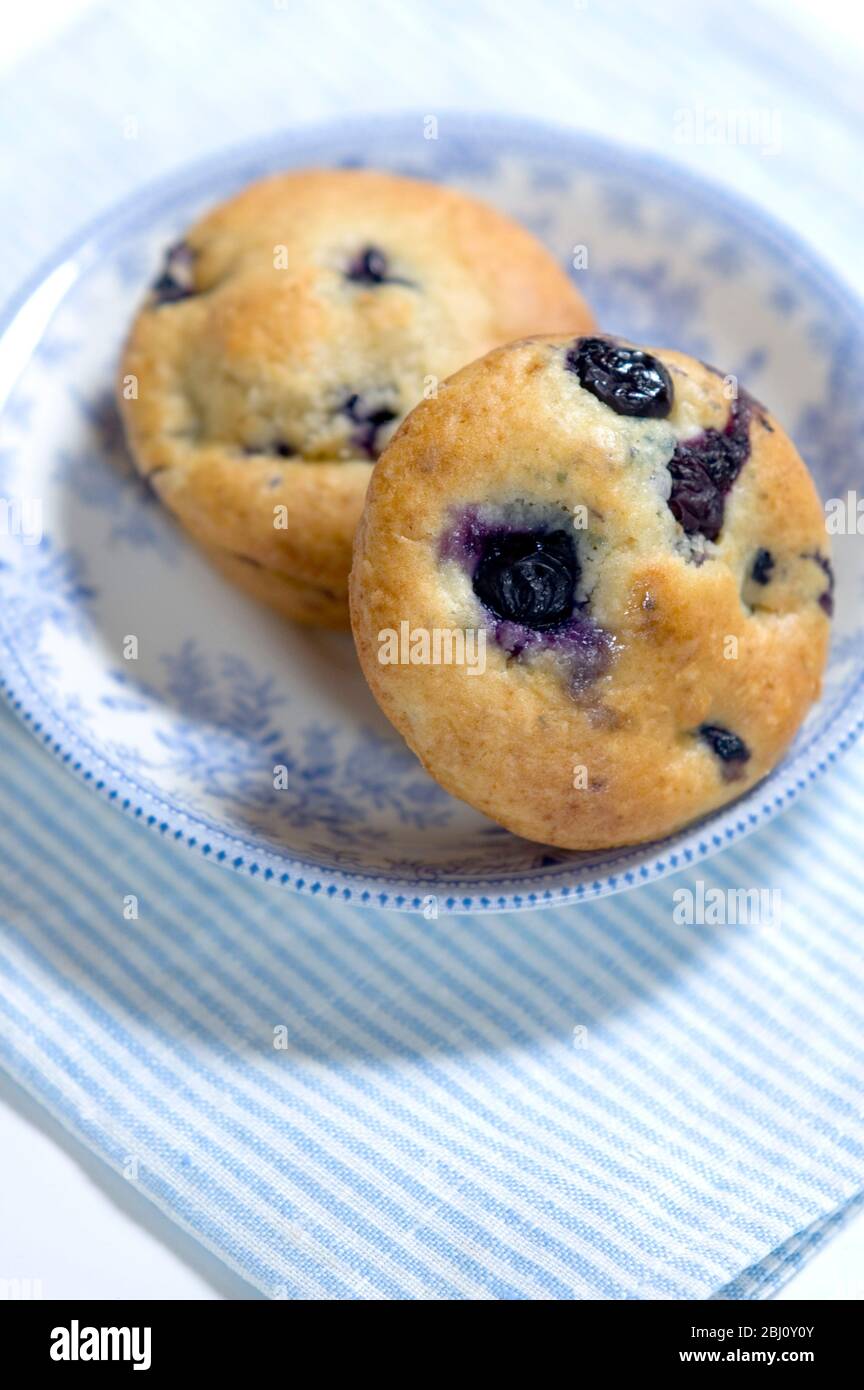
[118,170,595,627]
[350,335,832,850]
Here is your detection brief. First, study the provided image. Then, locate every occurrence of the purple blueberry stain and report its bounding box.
[151,241,196,305]
[751,548,774,585]
[345,246,414,288]
[440,507,616,692]
[566,337,673,418]
[667,391,759,542]
[343,392,399,459]
[698,723,751,781]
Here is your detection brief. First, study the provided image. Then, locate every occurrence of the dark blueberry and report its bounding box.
[345,246,413,287]
[751,548,774,585]
[666,454,726,540]
[440,508,616,688]
[809,553,835,616]
[151,241,195,305]
[472,529,578,631]
[346,246,389,283]
[667,392,755,542]
[566,337,673,418]
[698,723,751,780]
[343,392,399,459]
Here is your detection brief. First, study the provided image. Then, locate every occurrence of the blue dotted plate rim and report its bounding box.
[1,111,862,913]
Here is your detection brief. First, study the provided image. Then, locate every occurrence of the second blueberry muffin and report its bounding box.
[350,335,832,850]
[119,170,595,626]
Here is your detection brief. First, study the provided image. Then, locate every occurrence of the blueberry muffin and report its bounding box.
[118,170,595,626]
[350,335,833,850]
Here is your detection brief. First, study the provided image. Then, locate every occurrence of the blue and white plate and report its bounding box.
[1,115,862,913]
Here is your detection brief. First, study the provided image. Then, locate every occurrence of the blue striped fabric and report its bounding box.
[2,0,863,1299]
[2,711,864,1298]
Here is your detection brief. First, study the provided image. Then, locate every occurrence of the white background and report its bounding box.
[1,0,862,1301]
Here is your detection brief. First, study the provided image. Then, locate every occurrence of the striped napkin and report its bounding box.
[3,715,864,1298]
[1,0,863,1298]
